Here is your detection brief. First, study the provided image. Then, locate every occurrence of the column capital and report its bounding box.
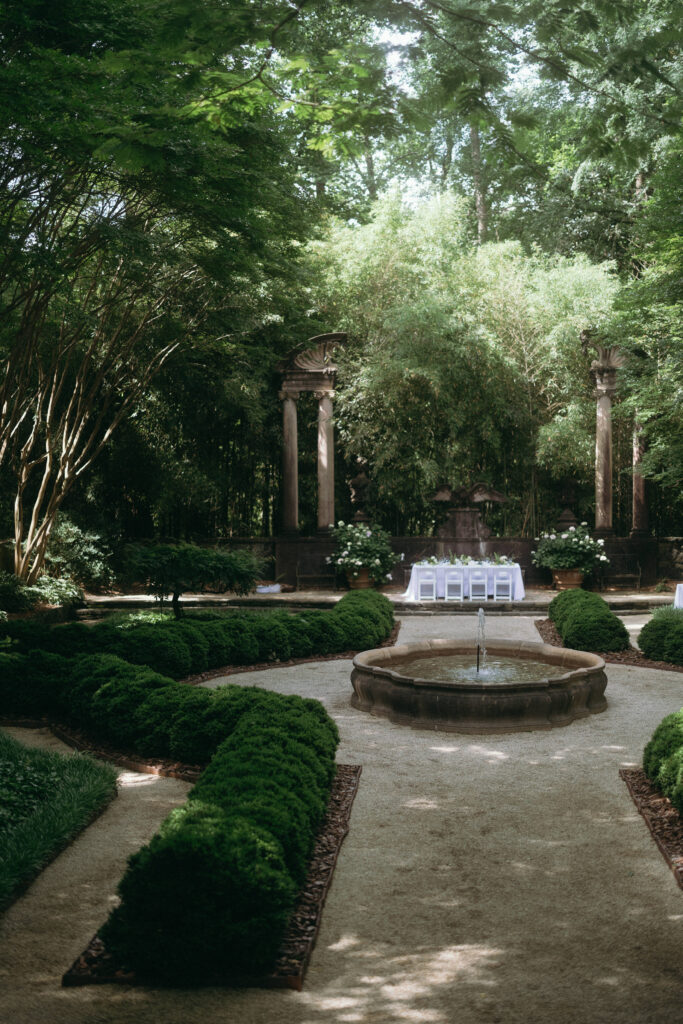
[313,389,335,401]
[279,389,300,402]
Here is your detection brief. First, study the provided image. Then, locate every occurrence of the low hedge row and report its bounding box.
[2,590,395,680]
[99,698,338,984]
[638,607,683,666]
[548,589,629,652]
[643,709,683,817]
[0,591,393,984]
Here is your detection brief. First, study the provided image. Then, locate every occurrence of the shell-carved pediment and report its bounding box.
[290,333,347,372]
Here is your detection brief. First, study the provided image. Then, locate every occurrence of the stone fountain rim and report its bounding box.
[352,638,605,694]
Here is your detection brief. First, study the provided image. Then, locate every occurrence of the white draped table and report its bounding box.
[402,562,525,602]
[674,584,683,609]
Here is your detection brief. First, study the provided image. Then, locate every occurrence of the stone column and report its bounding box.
[631,420,649,537]
[280,390,299,533]
[591,347,625,536]
[315,390,335,532]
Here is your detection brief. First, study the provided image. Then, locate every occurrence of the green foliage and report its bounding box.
[44,516,114,591]
[548,589,609,629]
[23,575,83,609]
[0,573,34,613]
[0,729,117,911]
[123,544,262,614]
[328,521,398,582]
[548,587,628,652]
[311,195,618,533]
[644,710,683,781]
[99,695,337,984]
[560,606,630,653]
[638,607,683,666]
[532,524,609,573]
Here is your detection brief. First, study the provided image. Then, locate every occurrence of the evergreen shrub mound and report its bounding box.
[643,709,683,816]
[2,590,394,679]
[548,589,608,631]
[548,589,629,652]
[560,606,629,652]
[638,607,683,665]
[99,695,338,985]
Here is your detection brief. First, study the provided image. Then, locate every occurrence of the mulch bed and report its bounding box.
[534,618,683,672]
[183,620,401,686]
[62,763,362,991]
[619,769,683,892]
[535,618,683,889]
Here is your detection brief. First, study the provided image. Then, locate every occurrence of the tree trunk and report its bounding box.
[470,123,487,245]
[172,590,183,619]
[364,138,378,201]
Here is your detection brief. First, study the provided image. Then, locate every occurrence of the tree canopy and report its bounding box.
[1,0,681,569]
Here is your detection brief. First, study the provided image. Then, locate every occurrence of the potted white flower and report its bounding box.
[531,523,609,590]
[327,521,399,588]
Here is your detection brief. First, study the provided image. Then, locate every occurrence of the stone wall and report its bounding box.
[657,538,683,581]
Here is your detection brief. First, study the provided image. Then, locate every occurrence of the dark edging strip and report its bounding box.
[62,764,362,990]
[620,768,683,891]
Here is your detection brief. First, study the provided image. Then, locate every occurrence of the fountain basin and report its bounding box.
[351,639,607,734]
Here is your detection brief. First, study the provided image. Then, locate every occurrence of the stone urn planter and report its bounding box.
[552,569,584,590]
[347,568,372,589]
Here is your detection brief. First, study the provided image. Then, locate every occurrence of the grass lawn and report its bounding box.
[0,729,118,911]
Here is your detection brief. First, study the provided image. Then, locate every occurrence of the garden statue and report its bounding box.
[431,482,506,540]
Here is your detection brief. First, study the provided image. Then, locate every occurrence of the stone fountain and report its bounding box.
[351,611,607,734]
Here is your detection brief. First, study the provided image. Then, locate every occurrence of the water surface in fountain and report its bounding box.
[394,653,567,686]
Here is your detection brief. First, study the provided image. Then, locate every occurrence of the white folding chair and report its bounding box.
[444,569,464,602]
[468,570,487,601]
[493,570,513,602]
[416,568,437,601]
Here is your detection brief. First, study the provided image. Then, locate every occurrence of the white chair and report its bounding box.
[469,570,487,601]
[416,568,437,601]
[493,570,513,602]
[444,569,464,602]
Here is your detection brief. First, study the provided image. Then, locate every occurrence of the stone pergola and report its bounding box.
[278,333,346,533]
[590,344,626,535]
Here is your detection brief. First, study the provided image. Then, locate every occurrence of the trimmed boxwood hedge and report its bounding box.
[643,709,683,817]
[638,607,683,666]
[99,695,339,984]
[1,590,395,679]
[548,589,629,652]
[0,590,393,984]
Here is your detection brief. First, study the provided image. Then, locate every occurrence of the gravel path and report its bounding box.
[1,614,682,1024]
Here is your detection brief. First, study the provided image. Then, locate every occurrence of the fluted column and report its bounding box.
[591,346,625,536]
[631,419,648,537]
[315,390,335,531]
[280,390,299,533]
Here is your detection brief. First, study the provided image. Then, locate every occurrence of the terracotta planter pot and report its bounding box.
[347,568,372,589]
[552,568,585,591]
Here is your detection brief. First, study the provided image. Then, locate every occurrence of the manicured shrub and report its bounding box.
[560,606,629,652]
[0,651,69,718]
[251,611,293,662]
[638,607,683,666]
[548,589,607,630]
[99,802,295,984]
[89,670,172,748]
[100,624,193,680]
[643,709,683,781]
[99,695,337,986]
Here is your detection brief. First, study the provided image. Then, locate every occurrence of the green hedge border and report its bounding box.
[0,590,394,984]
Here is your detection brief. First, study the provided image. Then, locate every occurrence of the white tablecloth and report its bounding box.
[402,562,525,601]
[674,584,683,609]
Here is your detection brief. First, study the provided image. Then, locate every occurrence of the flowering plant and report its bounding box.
[532,523,609,574]
[327,521,400,582]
